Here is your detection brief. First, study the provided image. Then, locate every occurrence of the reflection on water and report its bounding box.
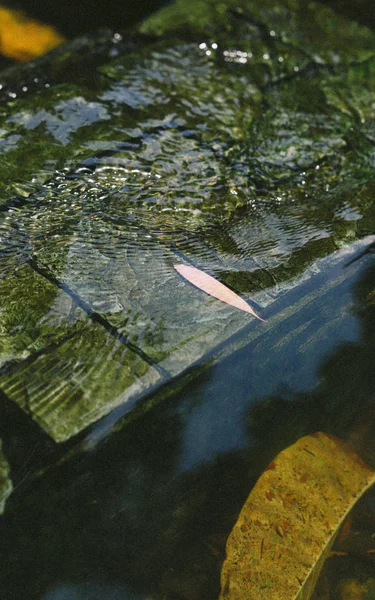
[1,0,375,597]
[43,582,142,600]
[0,257,374,600]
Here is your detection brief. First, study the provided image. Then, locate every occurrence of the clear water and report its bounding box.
[0,0,375,598]
[1,252,374,599]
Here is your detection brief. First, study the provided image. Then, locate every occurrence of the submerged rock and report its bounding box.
[0,0,375,442]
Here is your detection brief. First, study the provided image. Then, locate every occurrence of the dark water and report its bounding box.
[0,1,374,599]
[1,253,374,600]
[9,0,170,37]
[11,0,375,37]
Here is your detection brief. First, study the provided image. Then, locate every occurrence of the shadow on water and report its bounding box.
[0,254,373,600]
[8,0,171,38]
[320,0,375,31]
[11,0,375,38]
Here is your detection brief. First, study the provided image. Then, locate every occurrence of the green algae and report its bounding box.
[0,2,374,597]
[140,0,375,65]
[1,322,160,442]
[0,260,83,365]
[1,0,375,444]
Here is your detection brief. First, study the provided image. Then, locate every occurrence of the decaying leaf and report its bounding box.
[173,264,265,321]
[0,7,65,62]
[220,433,375,600]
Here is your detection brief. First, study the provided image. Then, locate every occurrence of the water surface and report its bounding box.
[0,0,375,598]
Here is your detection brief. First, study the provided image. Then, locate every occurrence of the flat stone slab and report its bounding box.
[1,0,375,442]
[1,227,373,442]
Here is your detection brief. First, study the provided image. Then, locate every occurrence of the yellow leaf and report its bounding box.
[220,433,375,600]
[0,6,65,62]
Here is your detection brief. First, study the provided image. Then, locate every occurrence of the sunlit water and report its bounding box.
[0,1,375,598]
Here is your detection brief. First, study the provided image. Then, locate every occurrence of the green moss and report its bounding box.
[139,0,222,37]
[1,0,375,444]
[0,261,83,365]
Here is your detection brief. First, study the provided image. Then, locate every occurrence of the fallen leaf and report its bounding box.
[0,7,65,62]
[220,433,375,600]
[173,264,265,321]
